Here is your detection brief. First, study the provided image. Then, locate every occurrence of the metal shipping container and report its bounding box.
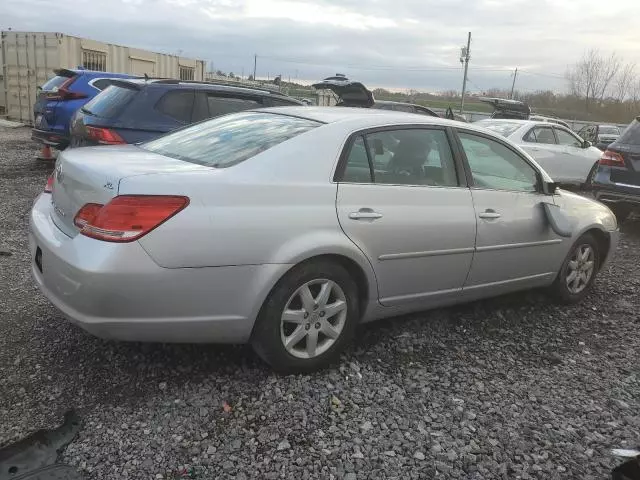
[0,31,206,124]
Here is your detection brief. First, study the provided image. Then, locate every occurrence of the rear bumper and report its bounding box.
[29,194,290,343]
[32,128,69,149]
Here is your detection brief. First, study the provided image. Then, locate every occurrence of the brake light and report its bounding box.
[599,150,625,167]
[86,126,126,145]
[47,76,87,101]
[73,203,103,228]
[75,195,189,242]
[44,174,54,193]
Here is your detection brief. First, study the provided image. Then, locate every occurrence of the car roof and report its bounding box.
[477,118,570,129]
[256,106,463,129]
[116,78,299,99]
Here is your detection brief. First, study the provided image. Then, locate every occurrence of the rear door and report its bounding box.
[336,126,476,307]
[553,126,598,183]
[455,130,562,293]
[519,125,566,181]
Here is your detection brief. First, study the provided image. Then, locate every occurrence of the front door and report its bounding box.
[335,127,477,307]
[553,126,598,183]
[455,130,564,292]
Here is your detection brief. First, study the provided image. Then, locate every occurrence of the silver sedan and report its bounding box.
[30,107,619,372]
[474,119,603,186]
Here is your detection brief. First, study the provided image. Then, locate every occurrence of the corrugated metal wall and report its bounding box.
[1,31,205,123]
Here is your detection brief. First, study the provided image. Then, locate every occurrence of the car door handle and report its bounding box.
[478,210,501,219]
[349,209,383,220]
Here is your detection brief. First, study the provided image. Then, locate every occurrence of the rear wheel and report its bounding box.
[609,204,631,223]
[551,233,600,304]
[251,260,360,373]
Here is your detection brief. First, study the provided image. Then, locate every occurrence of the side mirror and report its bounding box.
[583,140,592,149]
[542,181,558,195]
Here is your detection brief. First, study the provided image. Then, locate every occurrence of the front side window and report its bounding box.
[523,126,556,144]
[555,128,583,147]
[142,112,320,168]
[458,132,538,192]
[340,128,459,187]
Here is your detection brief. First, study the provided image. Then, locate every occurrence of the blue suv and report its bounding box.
[68,79,304,147]
[32,68,137,149]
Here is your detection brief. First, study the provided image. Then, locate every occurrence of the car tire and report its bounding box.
[550,233,600,304]
[609,204,631,223]
[251,260,360,373]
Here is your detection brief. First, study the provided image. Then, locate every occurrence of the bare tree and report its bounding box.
[614,63,636,101]
[566,49,622,111]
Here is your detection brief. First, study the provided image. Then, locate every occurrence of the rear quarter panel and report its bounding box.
[120,122,377,291]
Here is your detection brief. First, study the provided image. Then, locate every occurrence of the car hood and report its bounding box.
[312,78,374,107]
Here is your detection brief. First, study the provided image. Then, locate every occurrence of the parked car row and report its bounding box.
[30,103,621,371]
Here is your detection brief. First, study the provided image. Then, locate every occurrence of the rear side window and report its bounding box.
[41,74,74,92]
[523,126,556,144]
[142,112,320,168]
[617,119,640,145]
[91,79,114,91]
[156,90,195,123]
[82,85,137,118]
[207,95,262,117]
[268,97,299,107]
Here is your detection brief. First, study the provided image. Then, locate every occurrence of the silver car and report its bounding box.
[474,119,603,187]
[30,108,619,372]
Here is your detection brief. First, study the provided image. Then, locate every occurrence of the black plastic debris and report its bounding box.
[0,410,82,480]
[7,465,82,480]
[612,449,640,480]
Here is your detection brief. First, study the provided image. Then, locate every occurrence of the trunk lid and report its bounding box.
[50,145,210,237]
[312,75,374,107]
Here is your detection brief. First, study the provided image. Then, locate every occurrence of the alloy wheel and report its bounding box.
[280,279,348,359]
[565,243,595,294]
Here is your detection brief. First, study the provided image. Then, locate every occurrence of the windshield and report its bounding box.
[616,119,640,145]
[82,84,137,118]
[475,120,522,137]
[599,126,620,135]
[142,112,320,167]
[41,74,74,92]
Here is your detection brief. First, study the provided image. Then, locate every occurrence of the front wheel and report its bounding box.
[550,233,600,304]
[251,260,360,373]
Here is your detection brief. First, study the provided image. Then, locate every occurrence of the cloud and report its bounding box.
[1,0,638,92]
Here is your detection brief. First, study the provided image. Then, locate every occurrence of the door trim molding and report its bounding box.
[463,272,555,291]
[378,247,475,261]
[380,286,461,306]
[475,238,562,252]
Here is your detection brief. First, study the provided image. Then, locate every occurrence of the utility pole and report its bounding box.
[459,32,471,114]
[253,54,257,80]
[510,67,518,99]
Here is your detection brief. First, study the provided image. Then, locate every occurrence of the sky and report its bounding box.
[2,0,638,94]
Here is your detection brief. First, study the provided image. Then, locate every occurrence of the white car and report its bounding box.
[474,119,602,186]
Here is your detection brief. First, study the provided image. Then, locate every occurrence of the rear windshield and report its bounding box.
[41,74,74,92]
[142,112,320,168]
[82,84,138,118]
[475,121,522,137]
[617,119,640,146]
[600,126,620,135]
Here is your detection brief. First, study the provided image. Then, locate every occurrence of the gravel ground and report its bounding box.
[1,126,639,480]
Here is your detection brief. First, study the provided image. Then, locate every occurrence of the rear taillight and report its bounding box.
[86,126,126,145]
[47,76,87,101]
[44,174,54,193]
[599,150,625,167]
[73,203,103,229]
[74,195,189,242]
